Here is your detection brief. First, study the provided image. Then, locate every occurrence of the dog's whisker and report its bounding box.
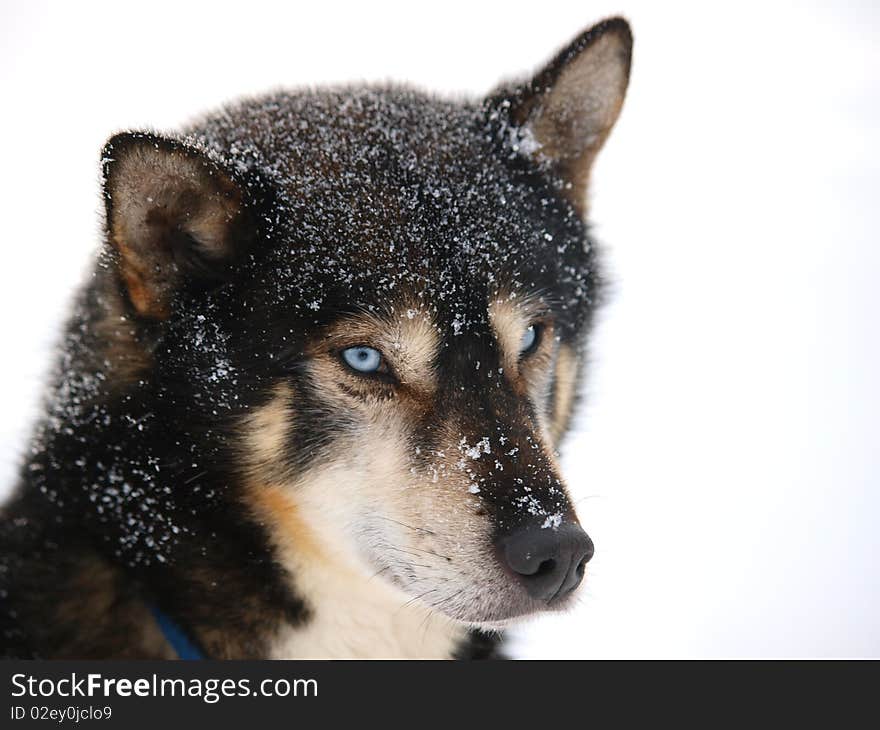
[367,564,391,581]
[396,588,440,615]
[373,516,441,538]
[380,542,452,563]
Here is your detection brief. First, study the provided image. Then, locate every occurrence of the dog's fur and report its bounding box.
[0,18,631,659]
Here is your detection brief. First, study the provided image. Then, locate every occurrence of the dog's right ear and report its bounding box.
[102,132,255,320]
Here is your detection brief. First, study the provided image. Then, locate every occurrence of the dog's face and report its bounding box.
[101,20,631,626]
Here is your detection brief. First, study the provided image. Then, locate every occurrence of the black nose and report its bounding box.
[500,523,594,603]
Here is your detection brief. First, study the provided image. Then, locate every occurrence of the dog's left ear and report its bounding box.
[102,132,256,319]
[488,17,632,213]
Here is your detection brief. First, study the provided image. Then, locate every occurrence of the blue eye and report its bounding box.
[519,325,540,356]
[341,346,383,374]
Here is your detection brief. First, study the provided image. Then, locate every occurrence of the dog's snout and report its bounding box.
[500,523,593,603]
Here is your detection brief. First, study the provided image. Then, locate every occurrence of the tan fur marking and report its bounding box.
[247,482,330,565]
[241,383,293,480]
[114,246,166,319]
[312,305,440,394]
[488,292,556,406]
[488,292,550,376]
[551,343,579,445]
[488,294,530,378]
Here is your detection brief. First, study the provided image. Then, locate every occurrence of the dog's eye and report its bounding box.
[519,325,541,357]
[341,346,383,374]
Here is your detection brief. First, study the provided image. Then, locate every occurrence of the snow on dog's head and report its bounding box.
[100,19,632,624]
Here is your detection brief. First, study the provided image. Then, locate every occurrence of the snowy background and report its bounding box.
[1,1,878,657]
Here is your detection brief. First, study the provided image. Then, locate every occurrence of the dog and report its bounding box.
[0,17,631,659]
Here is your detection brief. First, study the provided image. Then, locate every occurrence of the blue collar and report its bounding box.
[150,605,205,660]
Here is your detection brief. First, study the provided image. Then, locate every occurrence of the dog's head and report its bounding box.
[100,19,631,626]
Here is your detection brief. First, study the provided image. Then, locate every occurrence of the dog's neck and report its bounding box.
[267,551,466,659]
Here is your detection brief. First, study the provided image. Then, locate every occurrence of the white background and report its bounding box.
[1,1,877,657]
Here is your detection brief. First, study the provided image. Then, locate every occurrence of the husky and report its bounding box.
[0,18,631,659]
